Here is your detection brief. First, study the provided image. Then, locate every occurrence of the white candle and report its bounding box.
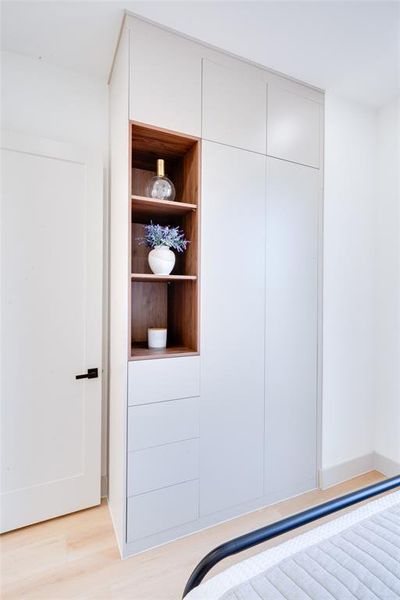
[148,328,167,349]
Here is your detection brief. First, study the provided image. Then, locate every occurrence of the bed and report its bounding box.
[183,475,400,599]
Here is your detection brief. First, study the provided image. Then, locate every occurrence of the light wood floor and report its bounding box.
[1,471,386,600]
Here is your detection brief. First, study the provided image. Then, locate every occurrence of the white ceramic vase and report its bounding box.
[148,245,175,275]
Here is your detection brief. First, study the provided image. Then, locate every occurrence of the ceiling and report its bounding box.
[1,1,399,108]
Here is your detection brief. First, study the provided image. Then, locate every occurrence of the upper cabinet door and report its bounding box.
[267,86,321,168]
[202,60,267,154]
[129,20,202,136]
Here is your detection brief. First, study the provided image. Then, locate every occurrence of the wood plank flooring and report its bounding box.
[1,471,385,600]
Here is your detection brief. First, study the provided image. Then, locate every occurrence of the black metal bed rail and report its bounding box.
[182,474,400,597]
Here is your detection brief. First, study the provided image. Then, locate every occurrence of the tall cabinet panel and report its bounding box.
[200,141,266,516]
[129,19,202,136]
[265,157,319,500]
[108,26,130,551]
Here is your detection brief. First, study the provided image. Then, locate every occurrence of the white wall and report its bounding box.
[323,93,400,481]
[1,50,110,491]
[322,93,377,471]
[374,97,400,469]
[1,51,108,159]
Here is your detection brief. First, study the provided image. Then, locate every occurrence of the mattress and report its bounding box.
[186,490,400,600]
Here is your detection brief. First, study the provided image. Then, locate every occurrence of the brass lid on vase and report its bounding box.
[156,159,165,177]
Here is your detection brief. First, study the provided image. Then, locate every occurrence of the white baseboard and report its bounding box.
[101,474,108,498]
[319,454,374,489]
[319,452,400,489]
[373,452,400,478]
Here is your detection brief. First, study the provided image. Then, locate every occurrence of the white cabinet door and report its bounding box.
[267,86,321,168]
[129,19,201,136]
[265,157,319,500]
[202,59,267,154]
[200,141,266,516]
[1,132,103,532]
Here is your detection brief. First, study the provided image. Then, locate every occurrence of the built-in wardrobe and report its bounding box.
[109,14,323,557]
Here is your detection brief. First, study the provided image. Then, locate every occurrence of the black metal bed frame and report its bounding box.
[183,474,400,597]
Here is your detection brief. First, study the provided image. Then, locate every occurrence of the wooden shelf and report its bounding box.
[132,195,196,218]
[130,122,200,359]
[131,273,197,282]
[130,343,198,361]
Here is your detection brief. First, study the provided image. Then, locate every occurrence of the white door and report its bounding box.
[265,157,319,501]
[200,141,266,516]
[1,132,103,532]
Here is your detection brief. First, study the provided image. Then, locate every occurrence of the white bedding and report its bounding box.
[186,490,400,600]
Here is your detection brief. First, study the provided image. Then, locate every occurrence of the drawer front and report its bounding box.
[128,397,199,451]
[127,439,199,496]
[126,480,199,541]
[128,356,200,406]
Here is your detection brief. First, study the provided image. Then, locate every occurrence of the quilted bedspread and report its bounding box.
[221,502,400,600]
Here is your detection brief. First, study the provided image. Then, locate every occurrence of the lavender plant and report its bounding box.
[137,223,189,253]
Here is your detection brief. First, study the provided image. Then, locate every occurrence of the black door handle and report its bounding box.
[75,368,99,380]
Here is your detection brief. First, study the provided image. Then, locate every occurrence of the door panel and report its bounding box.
[200,141,266,516]
[202,59,267,154]
[1,132,102,532]
[129,19,201,136]
[265,157,318,500]
[267,86,321,168]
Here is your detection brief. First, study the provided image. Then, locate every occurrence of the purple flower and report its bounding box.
[137,222,190,253]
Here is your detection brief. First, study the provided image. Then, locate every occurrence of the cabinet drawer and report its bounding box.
[126,480,199,541]
[128,356,200,406]
[128,397,199,451]
[127,439,199,496]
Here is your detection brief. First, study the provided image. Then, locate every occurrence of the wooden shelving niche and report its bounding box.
[130,122,200,360]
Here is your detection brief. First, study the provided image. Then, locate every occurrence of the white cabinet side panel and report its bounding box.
[108,26,130,554]
[265,157,319,499]
[200,141,266,516]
